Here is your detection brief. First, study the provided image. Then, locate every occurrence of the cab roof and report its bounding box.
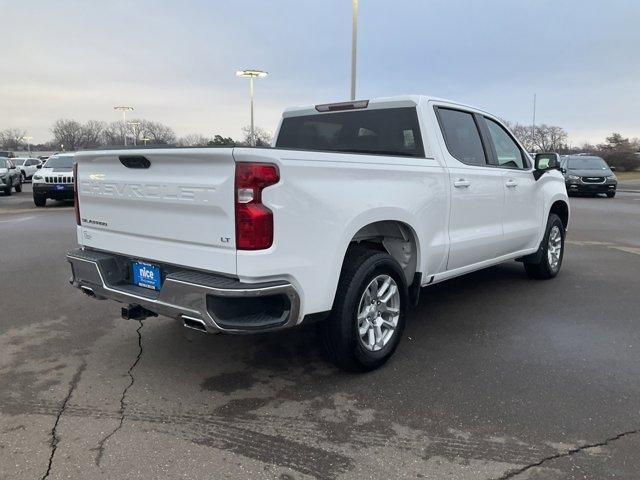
[282,95,488,118]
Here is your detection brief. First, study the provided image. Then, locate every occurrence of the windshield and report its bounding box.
[44,155,74,168]
[0,159,8,168]
[567,156,609,170]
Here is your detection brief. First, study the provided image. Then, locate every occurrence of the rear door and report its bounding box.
[433,105,504,271]
[76,149,238,275]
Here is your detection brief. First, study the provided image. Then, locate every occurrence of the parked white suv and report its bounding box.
[12,157,43,181]
[32,153,75,207]
[67,96,569,371]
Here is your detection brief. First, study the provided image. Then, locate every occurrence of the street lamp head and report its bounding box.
[114,105,134,112]
[236,69,268,78]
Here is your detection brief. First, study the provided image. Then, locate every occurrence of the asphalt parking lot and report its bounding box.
[1,185,639,479]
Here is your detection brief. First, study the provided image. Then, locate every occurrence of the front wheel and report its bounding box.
[33,194,46,207]
[607,192,616,198]
[319,246,408,372]
[524,213,565,279]
[15,179,22,193]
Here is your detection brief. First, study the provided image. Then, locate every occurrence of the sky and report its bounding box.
[2,0,639,145]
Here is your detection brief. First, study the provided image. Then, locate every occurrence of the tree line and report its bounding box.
[0,119,272,151]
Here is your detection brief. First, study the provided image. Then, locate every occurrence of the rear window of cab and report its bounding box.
[276,107,425,158]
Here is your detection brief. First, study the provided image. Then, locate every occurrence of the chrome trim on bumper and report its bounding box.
[66,249,301,334]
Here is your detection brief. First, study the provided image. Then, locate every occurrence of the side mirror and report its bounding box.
[533,153,560,180]
[610,166,617,172]
[535,153,558,170]
[9,165,16,170]
[36,164,42,169]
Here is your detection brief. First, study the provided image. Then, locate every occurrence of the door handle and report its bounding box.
[453,179,471,188]
[505,179,518,188]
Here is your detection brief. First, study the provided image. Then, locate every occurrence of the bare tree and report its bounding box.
[51,119,84,151]
[0,128,27,150]
[533,124,568,152]
[506,122,567,152]
[80,120,106,149]
[177,134,210,147]
[241,126,272,147]
[102,121,129,146]
[506,122,535,151]
[140,120,176,145]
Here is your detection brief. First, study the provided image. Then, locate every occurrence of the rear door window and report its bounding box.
[435,107,488,166]
[276,107,424,157]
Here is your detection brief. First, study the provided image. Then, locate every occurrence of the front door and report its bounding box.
[482,117,543,255]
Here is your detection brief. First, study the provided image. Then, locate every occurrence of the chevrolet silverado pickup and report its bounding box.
[67,95,569,371]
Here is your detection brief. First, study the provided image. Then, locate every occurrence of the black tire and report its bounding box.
[34,194,46,207]
[319,246,408,372]
[607,192,616,198]
[524,213,565,279]
[15,179,22,193]
[4,185,11,196]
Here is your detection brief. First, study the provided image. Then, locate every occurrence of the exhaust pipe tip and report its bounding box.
[182,315,207,333]
[80,286,96,297]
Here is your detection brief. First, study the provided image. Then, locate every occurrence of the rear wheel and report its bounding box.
[524,213,565,279]
[15,179,22,193]
[34,194,46,207]
[319,246,408,372]
[607,192,616,198]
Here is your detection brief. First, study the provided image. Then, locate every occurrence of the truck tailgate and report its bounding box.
[76,149,237,275]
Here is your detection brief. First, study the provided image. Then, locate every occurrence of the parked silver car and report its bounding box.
[0,157,23,195]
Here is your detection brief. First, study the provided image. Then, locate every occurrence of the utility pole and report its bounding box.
[114,106,134,146]
[531,93,537,151]
[351,0,359,101]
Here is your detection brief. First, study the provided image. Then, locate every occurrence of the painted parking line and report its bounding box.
[0,216,34,224]
[567,240,640,256]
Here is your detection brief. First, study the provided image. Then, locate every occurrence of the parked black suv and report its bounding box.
[560,155,617,198]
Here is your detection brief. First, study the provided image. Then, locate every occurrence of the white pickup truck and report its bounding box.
[67,95,569,371]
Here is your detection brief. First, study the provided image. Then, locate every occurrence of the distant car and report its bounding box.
[0,157,23,195]
[560,155,617,198]
[31,153,75,207]
[12,158,43,181]
[0,151,15,158]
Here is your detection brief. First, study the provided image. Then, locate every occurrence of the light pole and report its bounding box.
[22,136,33,153]
[114,106,134,146]
[351,0,358,101]
[236,69,268,146]
[127,121,141,146]
[531,93,536,151]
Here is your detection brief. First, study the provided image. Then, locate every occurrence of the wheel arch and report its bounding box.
[549,199,569,229]
[339,215,422,288]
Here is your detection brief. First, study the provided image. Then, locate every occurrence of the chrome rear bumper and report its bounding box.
[66,248,300,334]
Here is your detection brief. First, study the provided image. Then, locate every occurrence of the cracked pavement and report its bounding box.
[1,185,640,479]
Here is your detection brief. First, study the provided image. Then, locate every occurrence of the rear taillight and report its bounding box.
[73,162,80,225]
[235,162,279,250]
